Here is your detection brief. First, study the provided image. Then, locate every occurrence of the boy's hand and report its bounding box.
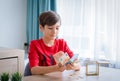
[65,63,74,70]
[66,59,80,70]
[57,63,66,72]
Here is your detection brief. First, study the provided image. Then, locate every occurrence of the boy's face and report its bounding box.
[40,22,60,40]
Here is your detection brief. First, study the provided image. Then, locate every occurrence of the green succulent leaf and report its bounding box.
[11,72,22,81]
[0,72,9,81]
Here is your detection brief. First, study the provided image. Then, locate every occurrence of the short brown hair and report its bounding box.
[39,11,61,27]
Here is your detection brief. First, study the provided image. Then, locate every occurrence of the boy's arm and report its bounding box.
[31,63,65,75]
[31,51,66,75]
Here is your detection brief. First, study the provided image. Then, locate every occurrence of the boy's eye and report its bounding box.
[48,27,59,30]
[56,27,59,30]
[48,28,53,29]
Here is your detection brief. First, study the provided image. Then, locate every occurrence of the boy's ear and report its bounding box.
[39,25,43,32]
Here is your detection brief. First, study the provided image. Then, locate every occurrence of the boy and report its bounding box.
[28,11,80,75]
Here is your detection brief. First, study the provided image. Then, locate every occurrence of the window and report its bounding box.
[57,0,95,58]
[57,0,119,63]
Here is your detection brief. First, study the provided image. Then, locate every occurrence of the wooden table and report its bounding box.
[23,67,120,81]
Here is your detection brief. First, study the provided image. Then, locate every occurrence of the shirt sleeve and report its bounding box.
[63,39,73,58]
[28,40,39,69]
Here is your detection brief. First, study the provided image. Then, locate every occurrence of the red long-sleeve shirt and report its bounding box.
[28,38,73,68]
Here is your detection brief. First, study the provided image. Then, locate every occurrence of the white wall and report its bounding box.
[0,0,27,49]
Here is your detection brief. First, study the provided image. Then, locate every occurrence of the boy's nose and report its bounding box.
[52,29,57,33]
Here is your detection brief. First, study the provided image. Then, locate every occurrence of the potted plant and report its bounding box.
[0,72,9,81]
[11,72,22,81]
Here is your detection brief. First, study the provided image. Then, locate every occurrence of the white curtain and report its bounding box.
[57,0,120,68]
